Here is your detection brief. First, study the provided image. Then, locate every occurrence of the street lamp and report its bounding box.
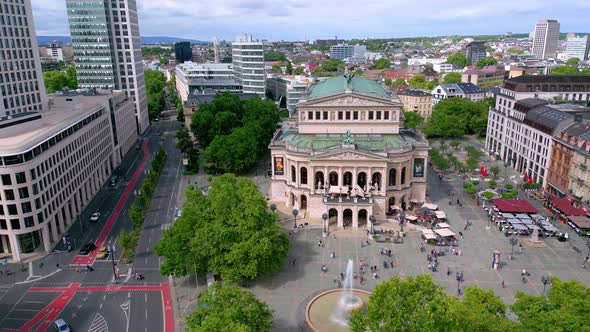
[455,271,464,295]
[586,239,590,258]
[369,215,376,234]
[509,237,518,260]
[399,211,405,233]
[322,212,328,237]
[541,275,551,295]
[109,246,117,283]
[292,209,299,229]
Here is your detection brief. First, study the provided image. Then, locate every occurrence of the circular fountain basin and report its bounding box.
[305,289,371,332]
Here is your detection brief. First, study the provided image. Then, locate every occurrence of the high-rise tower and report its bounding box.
[532,19,560,59]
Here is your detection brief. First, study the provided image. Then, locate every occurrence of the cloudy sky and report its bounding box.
[32,0,590,41]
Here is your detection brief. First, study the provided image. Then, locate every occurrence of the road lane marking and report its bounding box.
[89,312,108,332]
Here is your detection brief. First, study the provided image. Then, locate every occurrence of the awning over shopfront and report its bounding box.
[422,229,437,240]
[406,215,418,221]
[548,197,587,217]
[435,211,447,219]
[422,203,438,210]
[568,216,590,230]
[434,228,456,237]
[492,199,538,214]
[435,222,450,228]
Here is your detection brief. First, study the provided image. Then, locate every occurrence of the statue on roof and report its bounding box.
[343,129,354,145]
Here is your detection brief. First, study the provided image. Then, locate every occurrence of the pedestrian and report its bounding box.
[427,254,431,262]
[459,231,463,239]
[390,261,394,268]
[340,272,344,280]
[501,280,505,288]
[456,199,460,205]
[434,257,438,264]
[333,234,336,239]
[360,275,364,284]
[292,259,296,266]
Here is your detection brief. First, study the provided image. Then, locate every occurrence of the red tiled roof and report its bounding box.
[492,199,538,213]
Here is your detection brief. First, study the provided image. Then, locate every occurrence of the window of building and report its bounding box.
[353,111,358,120]
[323,111,328,120]
[376,112,382,120]
[7,204,17,215]
[401,167,406,185]
[10,219,20,230]
[21,202,31,214]
[338,111,343,120]
[1,174,11,185]
[4,189,14,200]
[315,111,320,119]
[300,167,308,185]
[308,111,313,120]
[0,219,6,230]
[346,112,351,120]
[384,111,389,120]
[18,187,29,199]
[15,171,25,184]
[291,165,296,183]
[368,111,374,120]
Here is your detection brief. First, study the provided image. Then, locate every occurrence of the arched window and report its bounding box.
[389,168,397,186]
[291,165,296,183]
[329,172,339,186]
[300,167,308,185]
[314,171,324,189]
[401,167,406,185]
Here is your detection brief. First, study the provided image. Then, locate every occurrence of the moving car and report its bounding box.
[90,212,101,223]
[79,243,96,255]
[96,246,109,259]
[54,319,70,332]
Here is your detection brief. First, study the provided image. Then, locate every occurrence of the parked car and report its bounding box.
[90,212,101,223]
[54,318,71,331]
[79,243,96,255]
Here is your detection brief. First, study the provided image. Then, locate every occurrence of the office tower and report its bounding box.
[232,35,265,96]
[532,19,560,59]
[0,0,48,117]
[174,42,192,64]
[565,36,590,61]
[66,0,149,133]
[464,41,487,66]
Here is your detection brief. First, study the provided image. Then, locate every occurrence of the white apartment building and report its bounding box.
[66,0,149,134]
[0,90,138,262]
[0,0,48,117]
[232,35,265,96]
[175,62,241,102]
[431,83,485,104]
[532,19,560,59]
[565,36,590,61]
[408,57,447,66]
[485,75,590,186]
[266,75,314,113]
[47,42,64,62]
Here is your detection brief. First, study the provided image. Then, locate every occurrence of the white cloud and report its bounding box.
[31,0,588,40]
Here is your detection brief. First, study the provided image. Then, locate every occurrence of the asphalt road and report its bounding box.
[0,105,182,332]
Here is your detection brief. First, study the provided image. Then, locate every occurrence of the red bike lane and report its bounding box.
[71,139,149,266]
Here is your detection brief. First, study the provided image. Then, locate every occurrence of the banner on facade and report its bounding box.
[273,157,284,175]
[413,158,425,177]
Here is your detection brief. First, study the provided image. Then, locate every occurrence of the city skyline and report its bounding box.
[33,0,590,41]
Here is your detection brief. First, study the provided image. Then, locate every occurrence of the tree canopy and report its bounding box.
[155,174,290,282]
[423,97,490,138]
[145,70,166,120]
[445,51,469,67]
[191,94,279,174]
[565,57,580,65]
[142,47,172,57]
[186,283,273,332]
[476,58,498,68]
[408,74,438,90]
[403,111,425,128]
[443,72,462,84]
[551,66,590,75]
[265,51,286,61]
[313,59,344,76]
[43,67,78,93]
[373,58,392,69]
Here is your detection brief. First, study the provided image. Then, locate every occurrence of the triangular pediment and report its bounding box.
[312,149,387,161]
[300,92,398,108]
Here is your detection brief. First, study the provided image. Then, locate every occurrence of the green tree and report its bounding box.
[408,74,426,88]
[490,166,500,179]
[373,58,392,69]
[186,283,273,332]
[43,67,78,93]
[286,60,293,75]
[450,140,461,150]
[423,98,489,138]
[403,111,424,128]
[551,66,581,75]
[142,47,171,57]
[293,67,304,75]
[566,57,580,65]
[476,58,498,68]
[265,51,286,61]
[507,48,524,54]
[349,275,459,331]
[145,70,167,120]
[443,72,462,84]
[384,78,393,86]
[176,127,192,153]
[156,174,290,282]
[512,277,590,331]
[129,203,144,230]
[159,58,169,65]
[445,51,469,67]
[203,126,259,174]
[271,65,282,73]
[392,78,407,87]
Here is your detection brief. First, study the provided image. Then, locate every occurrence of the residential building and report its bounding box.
[0,90,138,262]
[174,42,192,64]
[399,89,433,118]
[433,63,458,73]
[182,92,257,138]
[407,57,446,66]
[431,83,485,104]
[0,0,48,117]
[464,41,487,66]
[330,44,366,63]
[462,65,507,86]
[40,60,61,73]
[174,62,241,103]
[266,75,314,113]
[485,75,590,185]
[232,34,265,96]
[547,120,590,196]
[568,130,590,207]
[66,0,149,134]
[315,38,345,46]
[532,19,560,59]
[565,36,590,61]
[269,75,430,228]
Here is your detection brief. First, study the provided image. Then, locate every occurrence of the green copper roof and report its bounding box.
[309,75,390,99]
[277,127,419,151]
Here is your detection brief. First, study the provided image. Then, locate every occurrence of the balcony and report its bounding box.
[324,196,373,205]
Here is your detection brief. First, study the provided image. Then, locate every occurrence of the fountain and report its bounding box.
[305,259,371,332]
